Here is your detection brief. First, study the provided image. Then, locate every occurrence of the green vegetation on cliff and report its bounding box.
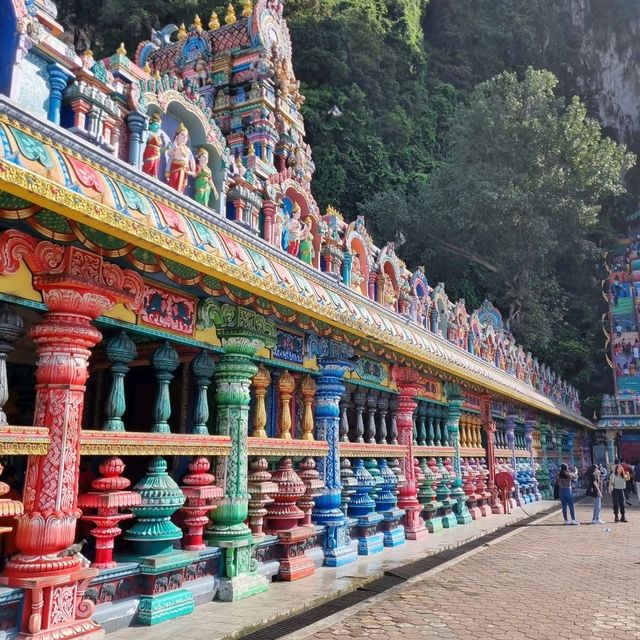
[56,0,640,406]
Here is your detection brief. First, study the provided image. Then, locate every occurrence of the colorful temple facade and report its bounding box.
[597,223,640,461]
[0,1,592,638]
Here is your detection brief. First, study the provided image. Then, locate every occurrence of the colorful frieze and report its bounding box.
[353,358,387,385]
[273,328,304,364]
[417,376,443,403]
[463,392,482,412]
[140,284,196,336]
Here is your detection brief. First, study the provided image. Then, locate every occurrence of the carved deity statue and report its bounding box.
[194,148,219,207]
[351,253,364,292]
[165,123,195,193]
[285,203,303,257]
[383,274,397,310]
[254,49,274,81]
[299,221,315,265]
[273,206,285,250]
[142,112,166,178]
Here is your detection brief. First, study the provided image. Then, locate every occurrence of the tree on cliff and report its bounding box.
[362,68,635,388]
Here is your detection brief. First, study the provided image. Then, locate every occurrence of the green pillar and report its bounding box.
[198,299,275,601]
[444,383,472,525]
[103,331,137,431]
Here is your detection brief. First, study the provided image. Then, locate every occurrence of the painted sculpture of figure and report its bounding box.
[194,148,219,207]
[299,222,315,265]
[273,205,285,250]
[351,253,364,292]
[286,203,303,257]
[165,123,195,193]
[383,274,397,310]
[254,49,274,80]
[229,155,247,183]
[142,112,165,178]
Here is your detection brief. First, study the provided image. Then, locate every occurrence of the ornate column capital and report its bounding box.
[391,364,421,397]
[197,298,276,354]
[0,229,144,314]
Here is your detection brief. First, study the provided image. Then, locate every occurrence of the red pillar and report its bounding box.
[0,230,143,640]
[392,366,427,540]
[481,394,503,515]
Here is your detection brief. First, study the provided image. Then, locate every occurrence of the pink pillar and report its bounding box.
[0,230,142,640]
[481,394,503,514]
[262,200,275,245]
[392,366,427,540]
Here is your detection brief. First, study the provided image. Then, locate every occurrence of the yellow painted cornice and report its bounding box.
[0,120,590,430]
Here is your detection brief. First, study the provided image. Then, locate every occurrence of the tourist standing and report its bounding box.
[586,465,604,525]
[558,463,579,525]
[609,464,630,523]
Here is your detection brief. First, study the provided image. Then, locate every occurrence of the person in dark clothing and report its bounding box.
[609,464,630,523]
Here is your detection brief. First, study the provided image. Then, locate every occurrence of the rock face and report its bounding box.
[562,0,640,150]
[425,0,640,152]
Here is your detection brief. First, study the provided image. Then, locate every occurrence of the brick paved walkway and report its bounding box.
[293,499,639,640]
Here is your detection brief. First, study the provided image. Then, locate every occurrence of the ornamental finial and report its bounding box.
[116,42,127,56]
[209,11,220,29]
[194,14,202,31]
[177,22,188,40]
[225,3,237,24]
[242,0,253,18]
[142,60,151,74]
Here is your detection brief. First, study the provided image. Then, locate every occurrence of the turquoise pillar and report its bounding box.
[103,331,136,431]
[444,383,472,525]
[191,349,215,434]
[605,431,616,467]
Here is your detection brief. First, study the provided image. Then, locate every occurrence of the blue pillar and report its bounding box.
[312,340,358,567]
[47,64,74,125]
[127,111,147,168]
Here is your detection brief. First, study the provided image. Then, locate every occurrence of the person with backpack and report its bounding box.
[609,464,630,523]
[585,464,605,525]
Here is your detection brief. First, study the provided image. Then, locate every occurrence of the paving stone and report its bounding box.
[300,499,640,640]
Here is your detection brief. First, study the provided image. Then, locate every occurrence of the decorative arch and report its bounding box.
[475,299,504,332]
[140,91,228,211]
[376,243,401,311]
[469,312,482,355]
[348,236,369,295]
[430,283,450,338]
[177,35,210,69]
[283,183,320,268]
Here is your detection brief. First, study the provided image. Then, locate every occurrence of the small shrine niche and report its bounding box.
[269,190,319,267]
[140,105,223,212]
[410,268,431,328]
